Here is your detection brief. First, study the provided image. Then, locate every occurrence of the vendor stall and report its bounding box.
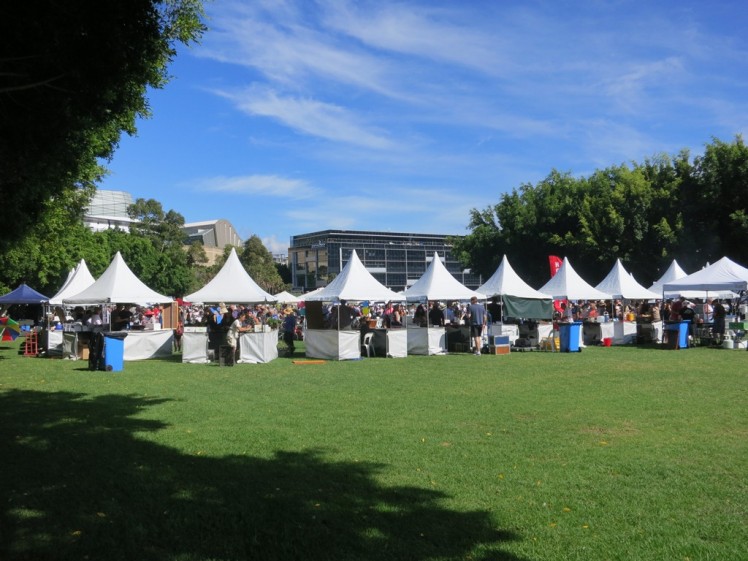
[402,251,484,355]
[303,250,405,361]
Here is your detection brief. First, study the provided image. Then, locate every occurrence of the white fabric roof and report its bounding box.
[303,250,404,302]
[663,256,748,293]
[403,252,485,302]
[477,255,551,299]
[595,259,659,300]
[49,259,97,305]
[274,290,301,304]
[537,257,612,300]
[648,260,693,298]
[64,252,172,305]
[184,248,276,303]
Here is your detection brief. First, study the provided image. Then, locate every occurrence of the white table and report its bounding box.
[183,330,210,363]
[305,329,361,360]
[121,330,173,360]
[371,328,408,358]
[238,331,279,364]
[407,326,447,355]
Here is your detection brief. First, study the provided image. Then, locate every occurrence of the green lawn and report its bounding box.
[1,339,746,561]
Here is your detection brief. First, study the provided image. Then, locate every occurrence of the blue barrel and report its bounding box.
[558,322,583,352]
[104,333,127,371]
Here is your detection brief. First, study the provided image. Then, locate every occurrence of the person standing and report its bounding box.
[282,309,297,356]
[226,310,250,364]
[712,298,726,343]
[467,296,487,355]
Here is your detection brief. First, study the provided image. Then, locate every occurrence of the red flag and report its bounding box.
[549,255,562,277]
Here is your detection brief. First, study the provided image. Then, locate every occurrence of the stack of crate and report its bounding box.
[487,335,511,355]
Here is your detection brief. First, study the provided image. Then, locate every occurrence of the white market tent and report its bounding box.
[478,255,551,299]
[64,252,172,305]
[299,286,325,301]
[62,252,174,361]
[477,255,553,320]
[304,250,404,303]
[303,250,406,360]
[595,259,659,300]
[49,259,96,306]
[648,260,688,297]
[184,247,276,304]
[274,290,301,304]
[402,252,484,355]
[663,256,748,294]
[538,257,611,301]
[403,252,485,302]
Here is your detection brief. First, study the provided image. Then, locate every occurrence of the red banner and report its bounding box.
[548,255,563,277]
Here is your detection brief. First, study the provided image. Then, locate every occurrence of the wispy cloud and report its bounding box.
[193,174,322,200]
[216,86,396,150]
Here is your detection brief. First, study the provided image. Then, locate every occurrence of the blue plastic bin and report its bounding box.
[664,321,690,349]
[103,333,127,371]
[558,322,583,352]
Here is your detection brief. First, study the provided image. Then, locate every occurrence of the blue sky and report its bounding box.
[99,0,748,255]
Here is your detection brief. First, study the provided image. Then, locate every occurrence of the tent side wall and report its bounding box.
[503,296,554,320]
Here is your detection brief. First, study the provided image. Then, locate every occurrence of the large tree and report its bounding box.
[239,236,286,295]
[0,1,205,249]
[454,137,748,287]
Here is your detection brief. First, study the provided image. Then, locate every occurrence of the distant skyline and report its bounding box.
[98,0,748,255]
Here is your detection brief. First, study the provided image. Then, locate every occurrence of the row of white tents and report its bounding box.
[44,248,748,313]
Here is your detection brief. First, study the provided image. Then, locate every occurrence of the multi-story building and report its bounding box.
[83,189,136,232]
[289,229,481,293]
[183,219,243,265]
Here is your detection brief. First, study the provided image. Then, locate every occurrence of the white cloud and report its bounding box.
[223,87,396,149]
[194,174,322,200]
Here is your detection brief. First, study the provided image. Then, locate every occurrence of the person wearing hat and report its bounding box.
[282,309,298,356]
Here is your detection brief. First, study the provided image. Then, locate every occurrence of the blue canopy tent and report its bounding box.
[0,283,49,305]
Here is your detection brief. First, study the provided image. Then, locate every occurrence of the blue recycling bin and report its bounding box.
[664,321,690,349]
[558,321,582,352]
[103,332,127,371]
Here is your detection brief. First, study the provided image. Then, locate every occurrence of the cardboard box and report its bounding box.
[488,344,510,355]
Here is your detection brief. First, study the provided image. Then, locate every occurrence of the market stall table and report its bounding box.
[407,325,446,355]
[238,330,279,363]
[305,329,361,360]
[370,328,408,358]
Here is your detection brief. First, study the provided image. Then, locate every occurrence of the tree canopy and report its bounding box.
[0,1,206,250]
[453,136,748,288]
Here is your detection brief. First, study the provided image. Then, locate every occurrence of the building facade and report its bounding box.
[289,229,481,293]
[83,189,136,232]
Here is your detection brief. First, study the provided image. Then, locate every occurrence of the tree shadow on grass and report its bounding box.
[0,390,524,561]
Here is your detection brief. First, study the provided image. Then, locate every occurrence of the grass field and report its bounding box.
[1,338,746,561]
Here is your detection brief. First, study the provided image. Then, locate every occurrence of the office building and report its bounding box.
[289,229,481,293]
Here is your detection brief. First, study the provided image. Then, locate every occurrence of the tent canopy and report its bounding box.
[49,259,96,305]
[648,259,688,296]
[274,290,301,304]
[303,250,404,302]
[0,283,49,305]
[403,252,485,302]
[663,256,748,293]
[184,248,276,304]
[595,259,659,300]
[478,255,551,299]
[537,257,611,300]
[477,255,553,319]
[64,252,172,305]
